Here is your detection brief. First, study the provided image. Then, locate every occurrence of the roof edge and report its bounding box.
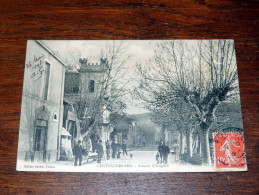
[35,40,67,67]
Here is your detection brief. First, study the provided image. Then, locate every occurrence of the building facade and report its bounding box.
[17,40,66,162]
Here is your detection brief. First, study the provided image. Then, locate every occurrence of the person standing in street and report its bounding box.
[111,140,117,159]
[96,140,104,163]
[156,152,160,164]
[85,137,92,154]
[158,141,164,164]
[174,140,180,162]
[116,142,121,159]
[122,140,127,156]
[163,142,170,164]
[105,140,111,160]
[74,140,83,166]
[90,132,99,152]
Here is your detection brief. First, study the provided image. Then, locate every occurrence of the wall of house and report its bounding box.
[17,40,65,162]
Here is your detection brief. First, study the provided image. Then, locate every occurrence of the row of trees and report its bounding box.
[57,40,239,165]
[134,40,239,165]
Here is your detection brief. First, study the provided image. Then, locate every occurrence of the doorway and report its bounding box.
[34,126,47,162]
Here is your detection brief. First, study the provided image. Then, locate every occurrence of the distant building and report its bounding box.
[127,121,137,146]
[110,114,136,147]
[17,40,66,162]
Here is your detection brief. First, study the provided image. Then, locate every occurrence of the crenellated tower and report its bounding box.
[78,58,108,101]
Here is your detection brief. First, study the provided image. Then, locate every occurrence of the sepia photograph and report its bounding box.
[16,40,247,172]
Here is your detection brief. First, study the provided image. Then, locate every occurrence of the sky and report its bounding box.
[41,40,237,115]
[42,40,158,115]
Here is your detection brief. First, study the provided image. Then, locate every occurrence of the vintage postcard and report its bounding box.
[16,40,247,172]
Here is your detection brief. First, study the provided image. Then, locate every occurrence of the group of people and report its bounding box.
[73,137,128,166]
[74,136,181,166]
[156,140,181,164]
[156,140,180,164]
[73,139,104,166]
[156,141,170,164]
[106,140,127,160]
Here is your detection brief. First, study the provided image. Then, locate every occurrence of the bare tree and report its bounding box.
[71,41,133,138]
[55,49,81,72]
[135,40,239,165]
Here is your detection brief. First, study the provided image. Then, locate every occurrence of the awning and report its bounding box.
[61,127,72,136]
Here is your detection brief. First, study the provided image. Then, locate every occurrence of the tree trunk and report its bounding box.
[161,125,166,141]
[200,129,211,165]
[180,130,185,154]
[199,134,202,155]
[186,129,193,160]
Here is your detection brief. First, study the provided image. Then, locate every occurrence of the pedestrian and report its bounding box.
[111,140,117,159]
[156,152,160,164]
[74,140,83,166]
[85,137,92,154]
[174,140,180,162]
[163,142,170,164]
[81,140,88,156]
[116,143,121,158]
[96,140,104,163]
[105,140,111,160]
[158,141,164,164]
[122,140,127,156]
[90,132,99,152]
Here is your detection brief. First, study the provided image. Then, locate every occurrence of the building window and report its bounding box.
[89,80,95,93]
[44,62,50,100]
[53,113,57,121]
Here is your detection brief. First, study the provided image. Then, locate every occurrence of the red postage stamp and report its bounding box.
[214,132,246,169]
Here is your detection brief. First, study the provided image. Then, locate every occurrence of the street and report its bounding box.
[50,144,187,168]
[29,143,214,173]
[103,144,158,165]
[85,143,181,165]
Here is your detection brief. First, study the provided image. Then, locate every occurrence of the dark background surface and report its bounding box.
[0,0,258,194]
